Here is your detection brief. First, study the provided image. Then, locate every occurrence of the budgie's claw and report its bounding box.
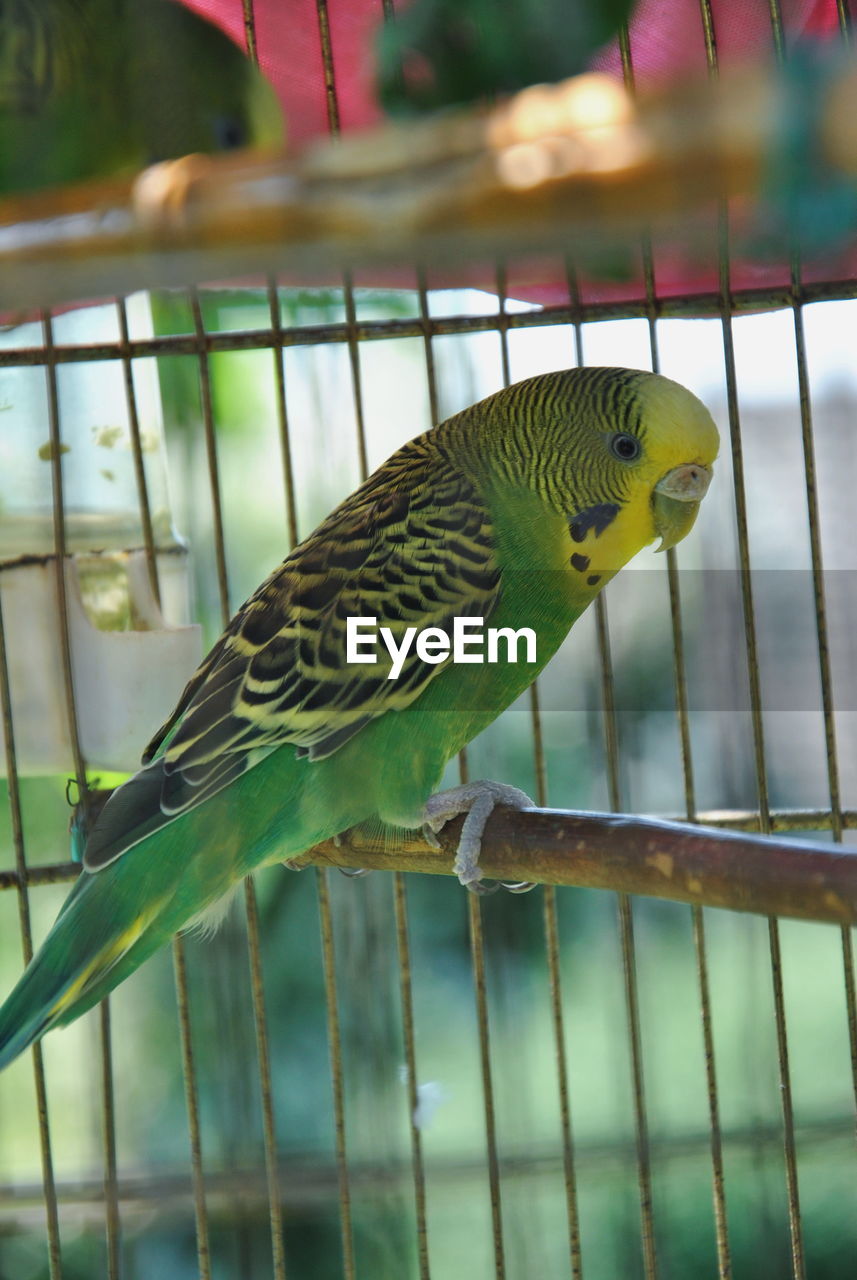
[422,781,536,893]
[330,830,373,875]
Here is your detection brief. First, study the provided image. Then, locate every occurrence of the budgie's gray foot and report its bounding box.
[422,781,537,894]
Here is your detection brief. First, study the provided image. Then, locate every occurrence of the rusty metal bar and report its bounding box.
[189,289,231,624]
[0,592,63,1280]
[626,17,732,1252]
[241,0,259,64]
[44,308,127,1274]
[190,291,290,1277]
[597,549,658,1280]
[267,280,299,549]
[117,298,161,608]
[392,875,431,1280]
[98,1001,121,1280]
[467,892,507,1278]
[171,937,212,1280]
[243,880,288,1280]
[316,868,356,1280]
[495,259,584,1277]
[6,278,857,370]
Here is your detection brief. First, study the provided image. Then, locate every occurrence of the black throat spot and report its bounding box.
[569,503,620,543]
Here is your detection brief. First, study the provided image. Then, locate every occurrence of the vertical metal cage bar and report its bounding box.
[791,267,857,1125]
[622,16,734,1249]
[308,20,381,1269]
[416,262,503,1269]
[116,294,183,1274]
[42,313,87,794]
[768,1,821,1268]
[467,892,507,1279]
[541,884,584,1279]
[766,916,805,1280]
[445,272,507,1275]
[190,291,289,1277]
[117,298,161,609]
[190,290,231,625]
[343,279,370,480]
[166,290,221,1274]
[269,278,358,1274]
[344,245,431,1275]
[243,879,288,1280]
[649,289,733,1280]
[697,2,804,1273]
[314,0,341,137]
[615,892,657,1280]
[113,294,172,1276]
[98,1000,121,1280]
[416,269,441,425]
[268,280,300,549]
[691,907,732,1278]
[351,287,430,1267]
[316,867,357,1280]
[241,0,259,64]
[44,309,126,1275]
[495,261,584,1275]
[567,259,659,1279]
[392,875,432,1280]
[0,595,63,1280]
[779,0,857,1133]
[171,935,213,1280]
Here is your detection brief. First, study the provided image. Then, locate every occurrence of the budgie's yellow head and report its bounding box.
[452,366,719,576]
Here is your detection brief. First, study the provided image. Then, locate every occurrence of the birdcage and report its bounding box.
[2,1,857,1278]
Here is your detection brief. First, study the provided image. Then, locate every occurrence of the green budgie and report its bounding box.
[376,0,636,116]
[0,367,718,1069]
[0,0,283,196]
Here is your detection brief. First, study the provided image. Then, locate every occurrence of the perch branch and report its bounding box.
[1,806,855,923]
[287,807,857,925]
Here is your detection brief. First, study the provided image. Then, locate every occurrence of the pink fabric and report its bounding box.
[173,1,852,303]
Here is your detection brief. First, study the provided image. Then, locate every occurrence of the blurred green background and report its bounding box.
[1,284,856,1279]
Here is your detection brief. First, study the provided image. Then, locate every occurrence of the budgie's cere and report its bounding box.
[0,367,717,1070]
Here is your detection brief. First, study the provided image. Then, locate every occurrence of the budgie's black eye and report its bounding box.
[214,115,247,150]
[609,432,641,462]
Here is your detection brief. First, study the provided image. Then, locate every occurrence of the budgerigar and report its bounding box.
[0,0,283,196]
[376,0,636,116]
[0,367,718,1069]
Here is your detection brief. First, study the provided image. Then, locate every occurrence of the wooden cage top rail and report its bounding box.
[4,806,856,926]
[2,57,857,313]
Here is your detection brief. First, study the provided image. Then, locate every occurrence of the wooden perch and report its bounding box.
[1,57,857,313]
[296,807,857,924]
[3,805,855,923]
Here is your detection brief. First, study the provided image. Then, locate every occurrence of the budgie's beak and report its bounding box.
[652,463,712,551]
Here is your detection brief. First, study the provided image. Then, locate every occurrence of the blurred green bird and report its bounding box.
[0,367,717,1070]
[377,0,636,116]
[0,0,283,196]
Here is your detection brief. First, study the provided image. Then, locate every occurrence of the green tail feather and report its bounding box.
[0,852,177,1070]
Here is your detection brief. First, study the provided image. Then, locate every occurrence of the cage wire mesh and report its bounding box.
[2,1,857,1279]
